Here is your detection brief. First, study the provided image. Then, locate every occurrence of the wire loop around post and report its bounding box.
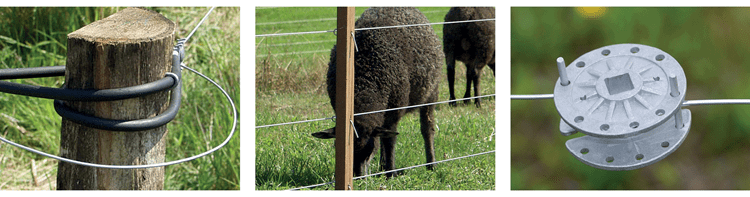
[0,63,237,169]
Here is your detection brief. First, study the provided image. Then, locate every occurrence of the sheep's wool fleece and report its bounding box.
[327,7,443,126]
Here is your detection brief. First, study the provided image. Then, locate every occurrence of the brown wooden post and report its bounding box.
[57,7,175,190]
[334,6,355,191]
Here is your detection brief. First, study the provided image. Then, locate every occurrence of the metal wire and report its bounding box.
[184,6,216,44]
[681,99,750,106]
[510,94,554,100]
[255,18,495,38]
[510,93,750,106]
[255,116,335,129]
[288,150,496,190]
[354,18,495,31]
[0,64,238,169]
[354,94,495,117]
[255,29,336,37]
[255,94,496,129]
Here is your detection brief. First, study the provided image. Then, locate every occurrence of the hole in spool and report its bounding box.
[630,122,639,129]
[576,61,586,68]
[653,76,660,81]
[631,47,640,53]
[606,156,614,163]
[656,54,665,61]
[636,154,644,160]
[661,141,670,148]
[600,124,610,131]
[580,148,589,154]
[656,109,665,116]
[602,49,611,56]
[575,116,584,123]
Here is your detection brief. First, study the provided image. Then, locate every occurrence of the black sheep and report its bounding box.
[312,7,443,177]
[443,7,495,107]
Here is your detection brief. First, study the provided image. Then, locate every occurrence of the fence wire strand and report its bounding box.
[255,94,495,129]
[288,150,496,190]
[255,18,495,38]
[511,93,750,106]
[184,6,216,44]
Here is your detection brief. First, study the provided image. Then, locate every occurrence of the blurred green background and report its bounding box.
[511,7,750,189]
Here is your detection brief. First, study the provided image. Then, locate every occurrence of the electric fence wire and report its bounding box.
[288,150,496,190]
[184,6,216,44]
[255,18,495,37]
[255,94,496,129]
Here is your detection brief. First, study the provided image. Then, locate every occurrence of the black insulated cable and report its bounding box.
[53,51,182,131]
[0,65,65,79]
[0,76,177,101]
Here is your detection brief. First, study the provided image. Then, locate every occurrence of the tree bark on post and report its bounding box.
[57,7,175,190]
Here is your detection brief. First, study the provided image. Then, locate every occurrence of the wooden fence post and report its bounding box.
[334,6,355,191]
[57,7,175,190]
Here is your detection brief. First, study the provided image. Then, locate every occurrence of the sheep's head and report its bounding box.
[312,123,398,176]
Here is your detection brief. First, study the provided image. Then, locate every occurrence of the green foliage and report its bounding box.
[512,7,750,189]
[256,7,495,190]
[0,7,239,190]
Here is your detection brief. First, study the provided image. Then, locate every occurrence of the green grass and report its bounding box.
[256,7,495,190]
[0,7,239,190]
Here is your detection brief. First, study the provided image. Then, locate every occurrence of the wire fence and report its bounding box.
[255,94,495,129]
[255,18,494,38]
[256,7,496,190]
[289,150,496,190]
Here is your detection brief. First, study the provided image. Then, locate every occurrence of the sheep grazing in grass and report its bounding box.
[312,7,443,177]
[443,7,495,108]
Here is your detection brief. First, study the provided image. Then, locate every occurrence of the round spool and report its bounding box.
[553,43,691,170]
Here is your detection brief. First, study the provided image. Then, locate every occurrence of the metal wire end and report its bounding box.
[351,32,359,53]
[350,119,359,138]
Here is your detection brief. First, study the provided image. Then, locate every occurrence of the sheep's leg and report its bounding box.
[463,64,475,105]
[473,66,483,108]
[380,111,402,178]
[419,100,437,170]
[380,134,398,178]
[446,54,458,106]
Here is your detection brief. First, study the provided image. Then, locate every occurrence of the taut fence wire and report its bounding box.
[255,18,495,38]
[510,93,750,106]
[255,94,496,129]
[288,150,496,190]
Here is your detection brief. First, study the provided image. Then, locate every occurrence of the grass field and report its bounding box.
[255,7,495,190]
[0,7,240,190]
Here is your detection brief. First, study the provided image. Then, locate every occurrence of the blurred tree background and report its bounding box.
[511,7,750,189]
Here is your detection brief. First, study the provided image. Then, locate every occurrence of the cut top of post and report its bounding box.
[68,7,175,45]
